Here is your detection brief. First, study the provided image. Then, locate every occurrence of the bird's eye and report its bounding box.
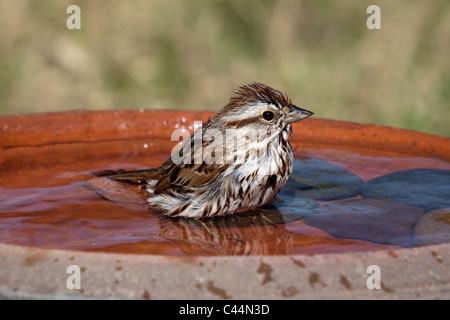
[262,111,275,121]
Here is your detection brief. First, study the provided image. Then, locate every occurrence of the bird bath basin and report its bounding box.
[0,110,449,299]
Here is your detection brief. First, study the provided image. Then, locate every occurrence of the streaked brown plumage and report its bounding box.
[104,83,313,218]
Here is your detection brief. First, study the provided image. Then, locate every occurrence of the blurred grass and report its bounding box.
[0,0,448,136]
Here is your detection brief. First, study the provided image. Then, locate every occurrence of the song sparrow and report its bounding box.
[105,82,313,218]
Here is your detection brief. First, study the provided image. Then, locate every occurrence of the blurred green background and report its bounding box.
[0,0,449,136]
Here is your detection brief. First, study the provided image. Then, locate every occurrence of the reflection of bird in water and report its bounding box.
[158,209,294,256]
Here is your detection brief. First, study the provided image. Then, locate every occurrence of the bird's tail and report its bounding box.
[93,168,162,183]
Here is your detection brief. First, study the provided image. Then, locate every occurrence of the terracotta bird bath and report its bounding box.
[0,110,449,299]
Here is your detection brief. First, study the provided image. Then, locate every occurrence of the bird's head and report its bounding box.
[214,82,313,133]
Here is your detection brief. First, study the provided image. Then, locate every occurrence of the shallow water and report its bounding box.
[0,138,449,256]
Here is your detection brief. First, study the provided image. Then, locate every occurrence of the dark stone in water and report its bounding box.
[267,195,319,220]
[303,199,424,246]
[83,177,148,204]
[413,208,450,246]
[283,157,364,201]
[361,169,450,212]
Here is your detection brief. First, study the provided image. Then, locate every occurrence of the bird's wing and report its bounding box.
[154,158,229,194]
[154,124,231,193]
[102,121,229,193]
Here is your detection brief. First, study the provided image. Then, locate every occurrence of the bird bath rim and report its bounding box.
[1,109,449,160]
[0,109,449,299]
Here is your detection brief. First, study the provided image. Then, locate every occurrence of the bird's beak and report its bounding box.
[286,105,314,124]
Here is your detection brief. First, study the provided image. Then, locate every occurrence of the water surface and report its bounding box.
[0,139,449,256]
